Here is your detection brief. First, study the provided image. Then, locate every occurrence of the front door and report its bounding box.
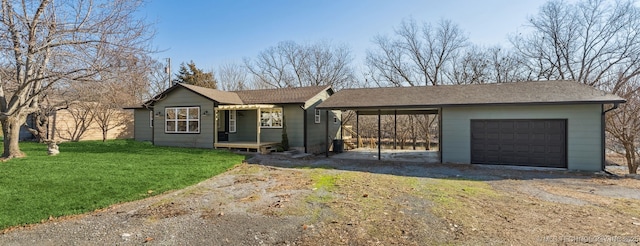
[217,111,229,141]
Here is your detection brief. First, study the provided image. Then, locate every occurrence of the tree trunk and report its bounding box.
[102,129,108,142]
[25,112,49,143]
[2,116,27,159]
[624,143,638,174]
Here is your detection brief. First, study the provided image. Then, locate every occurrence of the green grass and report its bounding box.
[0,140,244,230]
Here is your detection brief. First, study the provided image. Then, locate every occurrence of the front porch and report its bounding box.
[214,104,283,154]
[214,141,279,154]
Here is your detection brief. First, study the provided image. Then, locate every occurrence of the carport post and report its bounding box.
[394,110,397,149]
[356,111,359,148]
[438,107,443,163]
[378,109,381,160]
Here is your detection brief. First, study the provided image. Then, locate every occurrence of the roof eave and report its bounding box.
[316,100,627,110]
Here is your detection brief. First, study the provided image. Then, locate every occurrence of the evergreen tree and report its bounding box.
[173,61,217,89]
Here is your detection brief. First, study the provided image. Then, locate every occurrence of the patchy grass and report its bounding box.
[424,178,498,208]
[0,140,244,230]
[306,171,339,204]
[311,171,338,191]
[420,178,500,232]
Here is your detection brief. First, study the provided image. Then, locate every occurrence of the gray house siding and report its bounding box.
[260,105,305,147]
[153,87,216,148]
[228,110,258,142]
[227,105,305,147]
[224,93,339,154]
[137,84,337,154]
[133,108,153,141]
[283,105,304,148]
[441,104,602,171]
[305,90,341,153]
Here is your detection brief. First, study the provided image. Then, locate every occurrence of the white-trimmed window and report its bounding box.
[165,107,200,133]
[149,110,153,128]
[315,109,321,123]
[260,108,283,128]
[229,110,237,133]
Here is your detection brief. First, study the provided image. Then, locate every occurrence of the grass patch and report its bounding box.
[420,178,500,230]
[305,171,339,204]
[424,178,498,208]
[0,140,244,230]
[311,172,338,191]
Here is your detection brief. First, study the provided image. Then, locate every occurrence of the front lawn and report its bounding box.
[0,140,244,230]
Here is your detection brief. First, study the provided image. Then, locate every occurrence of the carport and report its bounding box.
[324,107,440,162]
[316,81,625,171]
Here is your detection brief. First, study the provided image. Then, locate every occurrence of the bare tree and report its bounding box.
[511,0,640,89]
[486,46,528,83]
[217,62,249,91]
[448,46,490,84]
[0,0,153,159]
[146,58,171,100]
[606,81,640,174]
[244,40,355,89]
[24,90,69,142]
[58,101,95,142]
[448,45,528,84]
[91,81,134,142]
[511,0,640,173]
[363,18,468,150]
[366,18,469,86]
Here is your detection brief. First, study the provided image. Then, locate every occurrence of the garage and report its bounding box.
[470,119,567,168]
[317,80,625,171]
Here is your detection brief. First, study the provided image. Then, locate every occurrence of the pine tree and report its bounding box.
[173,61,217,89]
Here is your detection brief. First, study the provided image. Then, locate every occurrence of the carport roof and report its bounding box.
[316,80,625,110]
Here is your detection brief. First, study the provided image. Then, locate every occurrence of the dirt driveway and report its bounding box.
[1,154,639,245]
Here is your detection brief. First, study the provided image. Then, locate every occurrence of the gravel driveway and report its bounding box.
[1,154,639,245]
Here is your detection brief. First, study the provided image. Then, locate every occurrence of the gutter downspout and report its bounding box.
[601,102,620,172]
[150,107,155,145]
[302,106,307,153]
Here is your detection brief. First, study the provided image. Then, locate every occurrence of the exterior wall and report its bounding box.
[50,107,133,141]
[133,108,153,141]
[228,110,258,142]
[152,87,216,148]
[225,88,341,154]
[227,105,305,147]
[441,104,602,171]
[260,105,304,146]
[305,90,341,154]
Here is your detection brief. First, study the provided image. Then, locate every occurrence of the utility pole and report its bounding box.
[165,58,171,88]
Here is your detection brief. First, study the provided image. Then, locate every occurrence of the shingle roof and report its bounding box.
[234,85,332,104]
[143,83,331,107]
[317,80,625,110]
[179,83,244,104]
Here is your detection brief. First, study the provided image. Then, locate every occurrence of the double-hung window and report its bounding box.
[315,109,321,123]
[149,110,153,128]
[260,108,283,128]
[165,107,200,133]
[229,110,237,133]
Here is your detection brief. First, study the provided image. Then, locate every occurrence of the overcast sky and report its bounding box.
[140,0,550,72]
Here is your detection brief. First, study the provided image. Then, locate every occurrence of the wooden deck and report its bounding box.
[214,141,279,154]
